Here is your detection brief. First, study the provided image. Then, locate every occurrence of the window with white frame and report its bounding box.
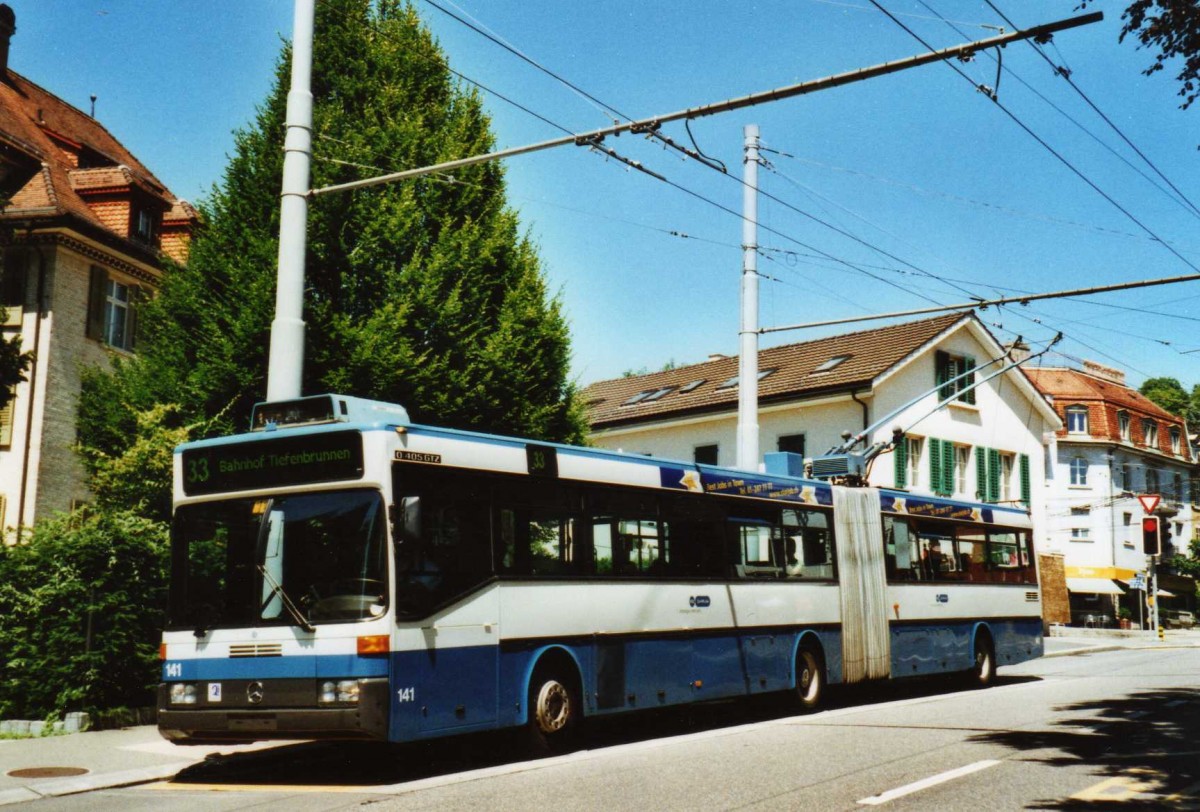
[1070,527,1091,541]
[1069,457,1088,486]
[86,266,142,352]
[907,437,922,489]
[1066,405,1089,434]
[1171,427,1182,454]
[955,445,970,495]
[1118,411,1131,441]
[1143,419,1159,447]
[1000,453,1014,501]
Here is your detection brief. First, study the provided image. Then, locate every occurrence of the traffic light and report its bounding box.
[1142,516,1161,556]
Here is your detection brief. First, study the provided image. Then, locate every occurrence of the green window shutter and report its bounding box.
[935,351,951,401]
[929,438,942,494]
[987,448,1001,503]
[895,436,908,488]
[975,447,988,502]
[1019,453,1031,506]
[86,266,107,340]
[943,441,956,495]
[961,356,976,404]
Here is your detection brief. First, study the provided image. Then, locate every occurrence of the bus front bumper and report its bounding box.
[157,677,390,743]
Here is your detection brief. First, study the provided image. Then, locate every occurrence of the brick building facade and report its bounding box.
[0,5,196,536]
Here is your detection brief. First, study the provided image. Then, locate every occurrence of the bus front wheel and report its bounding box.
[527,667,580,753]
[794,645,824,712]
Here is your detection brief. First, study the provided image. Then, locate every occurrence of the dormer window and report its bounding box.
[134,208,157,244]
[1143,419,1159,447]
[1065,405,1088,434]
[1118,411,1130,441]
[1171,426,1182,454]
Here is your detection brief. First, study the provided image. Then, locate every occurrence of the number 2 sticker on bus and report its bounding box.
[207,683,222,703]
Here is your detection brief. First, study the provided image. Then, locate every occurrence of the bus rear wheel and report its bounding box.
[967,634,995,689]
[527,668,580,753]
[793,646,824,712]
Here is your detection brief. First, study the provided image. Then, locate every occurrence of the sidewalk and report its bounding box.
[0,725,301,806]
[1044,626,1200,658]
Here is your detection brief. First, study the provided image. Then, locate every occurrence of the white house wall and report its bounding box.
[590,322,1057,550]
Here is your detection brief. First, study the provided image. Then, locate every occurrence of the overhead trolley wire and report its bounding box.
[868,0,1200,278]
[917,0,1200,223]
[982,0,1200,221]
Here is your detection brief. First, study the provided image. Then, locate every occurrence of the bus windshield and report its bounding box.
[169,489,388,631]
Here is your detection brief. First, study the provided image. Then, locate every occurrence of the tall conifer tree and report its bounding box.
[81,0,584,476]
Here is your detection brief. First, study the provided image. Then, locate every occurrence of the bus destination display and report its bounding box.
[182,430,365,495]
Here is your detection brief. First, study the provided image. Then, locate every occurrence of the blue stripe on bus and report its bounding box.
[161,653,389,681]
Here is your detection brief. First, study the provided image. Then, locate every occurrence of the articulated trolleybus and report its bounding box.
[158,394,1042,747]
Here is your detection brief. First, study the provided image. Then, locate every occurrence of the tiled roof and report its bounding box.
[164,199,199,223]
[0,69,181,241]
[1025,366,1191,461]
[584,313,969,429]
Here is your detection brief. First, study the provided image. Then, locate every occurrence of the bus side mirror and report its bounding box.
[400,496,422,542]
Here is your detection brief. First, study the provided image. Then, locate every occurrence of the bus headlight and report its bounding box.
[169,683,198,705]
[319,680,360,704]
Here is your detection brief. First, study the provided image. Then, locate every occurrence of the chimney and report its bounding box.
[1082,360,1126,386]
[0,5,14,77]
[1005,339,1030,364]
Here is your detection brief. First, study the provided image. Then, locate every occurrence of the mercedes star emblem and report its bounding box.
[247,681,264,704]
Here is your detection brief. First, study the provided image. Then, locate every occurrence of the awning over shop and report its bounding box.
[1157,589,1177,598]
[1066,577,1124,595]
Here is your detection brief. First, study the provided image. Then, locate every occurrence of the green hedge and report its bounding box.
[0,511,168,719]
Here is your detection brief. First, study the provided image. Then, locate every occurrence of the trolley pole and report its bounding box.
[736,125,761,471]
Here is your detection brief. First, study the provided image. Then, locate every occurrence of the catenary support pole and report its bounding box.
[736,125,760,471]
[266,0,315,401]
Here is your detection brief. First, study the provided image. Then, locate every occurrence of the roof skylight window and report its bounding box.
[642,386,676,402]
[622,391,654,406]
[716,369,776,390]
[812,355,851,373]
[679,379,706,394]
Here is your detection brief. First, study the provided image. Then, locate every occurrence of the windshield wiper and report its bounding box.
[256,564,316,633]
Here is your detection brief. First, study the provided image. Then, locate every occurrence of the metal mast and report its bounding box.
[736,125,761,470]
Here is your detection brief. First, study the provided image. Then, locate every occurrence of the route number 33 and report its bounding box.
[186,457,210,484]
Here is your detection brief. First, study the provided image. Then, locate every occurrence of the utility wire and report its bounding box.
[982,0,1200,220]
[918,0,1200,224]
[868,0,1200,278]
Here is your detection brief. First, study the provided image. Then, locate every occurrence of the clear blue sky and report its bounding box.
[18,1,1200,390]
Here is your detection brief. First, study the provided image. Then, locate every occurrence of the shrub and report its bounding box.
[0,510,168,719]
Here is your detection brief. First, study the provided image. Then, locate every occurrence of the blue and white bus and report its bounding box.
[158,394,1042,747]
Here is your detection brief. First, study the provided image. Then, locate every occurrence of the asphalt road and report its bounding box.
[22,646,1200,810]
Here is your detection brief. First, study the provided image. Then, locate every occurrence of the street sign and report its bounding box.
[1130,575,1145,590]
[1137,493,1161,513]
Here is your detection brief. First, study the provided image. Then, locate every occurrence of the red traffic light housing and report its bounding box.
[1141,516,1161,556]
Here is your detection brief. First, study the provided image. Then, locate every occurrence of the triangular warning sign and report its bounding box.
[1137,493,1161,513]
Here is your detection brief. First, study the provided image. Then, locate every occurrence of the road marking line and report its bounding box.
[857,760,1001,806]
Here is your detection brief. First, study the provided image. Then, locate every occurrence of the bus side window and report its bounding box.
[592,518,615,574]
[954,529,987,582]
[783,508,835,580]
[732,520,782,578]
[884,516,915,581]
[915,526,951,581]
